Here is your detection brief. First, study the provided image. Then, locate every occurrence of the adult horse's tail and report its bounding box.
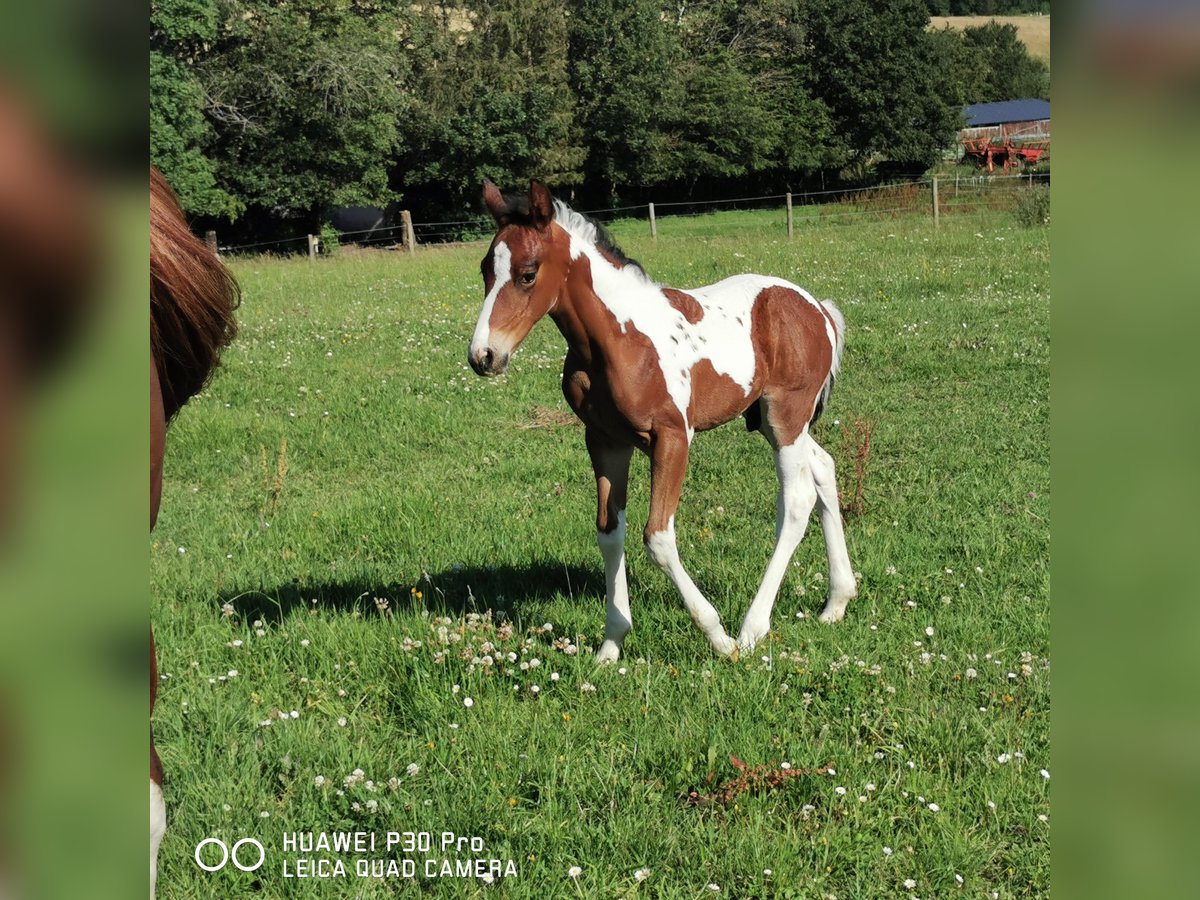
[811,299,845,424]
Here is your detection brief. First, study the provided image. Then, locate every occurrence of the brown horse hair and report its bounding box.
[150,167,239,421]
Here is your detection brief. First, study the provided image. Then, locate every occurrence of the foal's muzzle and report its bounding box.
[469,346,509,377]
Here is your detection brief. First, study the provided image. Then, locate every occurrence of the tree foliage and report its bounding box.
[149,0,1051,234]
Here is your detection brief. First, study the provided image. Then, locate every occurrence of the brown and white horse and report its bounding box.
[150,166,239,895]
[469,180,855,662]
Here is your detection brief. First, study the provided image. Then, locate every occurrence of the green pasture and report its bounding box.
[152,204,1049,898]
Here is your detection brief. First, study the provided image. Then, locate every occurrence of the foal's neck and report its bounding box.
[550,245,649,370]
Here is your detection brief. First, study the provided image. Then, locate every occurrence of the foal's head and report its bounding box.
[468,179,571,376]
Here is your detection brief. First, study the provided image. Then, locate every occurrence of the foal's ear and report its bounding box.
[529,180,554,230]
[482,180,508,223]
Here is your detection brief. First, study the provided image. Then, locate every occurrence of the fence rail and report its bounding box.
[216,173,1049,256]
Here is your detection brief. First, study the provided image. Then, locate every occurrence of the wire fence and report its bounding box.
[216,172,1049,256]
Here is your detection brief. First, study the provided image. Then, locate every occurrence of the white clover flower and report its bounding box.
[925,626,935,637]
[407,763,419,777]
[997,753,1011,764]
[927,802,940,812]
[1040,768,1050,779]
[904,879,916,889]
[883,846,893,857]
[568,866,582,878]
[634,868,651,882]
[314,775,326,787]
[463,697,474,708]
[835,786,847,795]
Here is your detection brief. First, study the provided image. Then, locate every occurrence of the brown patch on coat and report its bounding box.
[748,286,834,448]
[663,288,704,324]
[688,359,761,434]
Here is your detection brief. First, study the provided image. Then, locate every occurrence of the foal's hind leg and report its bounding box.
[737,431,819,653]
[587,429,635,664]
[809,438,857,622]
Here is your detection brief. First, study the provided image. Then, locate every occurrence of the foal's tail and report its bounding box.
[811,299,846,425]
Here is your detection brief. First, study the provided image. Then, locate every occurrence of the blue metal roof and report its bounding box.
[964,99,1050,127]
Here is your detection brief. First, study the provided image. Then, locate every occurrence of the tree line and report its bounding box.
[151,0,1049,240]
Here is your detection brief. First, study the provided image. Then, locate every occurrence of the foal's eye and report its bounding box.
[519,270,536,286]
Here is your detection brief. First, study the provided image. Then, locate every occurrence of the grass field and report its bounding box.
[930,15,1051,64]
[151,202,1050,898]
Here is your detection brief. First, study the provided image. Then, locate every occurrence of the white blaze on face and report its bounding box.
[470,240,512,358]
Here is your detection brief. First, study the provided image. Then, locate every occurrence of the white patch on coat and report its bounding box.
[469,240,512,356]
[151,779,166,898]
[554,202,836,440]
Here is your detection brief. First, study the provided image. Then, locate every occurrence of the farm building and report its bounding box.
[959,98,1050,172]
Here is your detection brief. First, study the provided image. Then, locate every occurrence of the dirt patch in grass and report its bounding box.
[521,404,580,429]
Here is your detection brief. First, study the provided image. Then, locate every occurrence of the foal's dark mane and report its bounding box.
[492,187,646,277]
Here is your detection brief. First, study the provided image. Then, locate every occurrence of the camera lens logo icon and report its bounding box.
[195,837,266,873]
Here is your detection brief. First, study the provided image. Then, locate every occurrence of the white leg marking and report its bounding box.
[150,779,166,899]
[737,437,819,652]
[809,438,857,622]
[644,517,735,657]
[595,510,630,664]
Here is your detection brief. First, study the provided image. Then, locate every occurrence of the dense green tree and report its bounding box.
[197,0,409,224]
[799,0,962,169]
[566,0,679,201]
[148,0,1051,238]
[400,0,585,217]
[150,0,240,218]
[961,21,1050,100]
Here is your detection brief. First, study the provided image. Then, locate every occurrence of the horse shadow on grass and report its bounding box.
[218,559,603,627]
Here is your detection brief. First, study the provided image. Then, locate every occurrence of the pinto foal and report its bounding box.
[150,167,239,894]
[469,180,855,662]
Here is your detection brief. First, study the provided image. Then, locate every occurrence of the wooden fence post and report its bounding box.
[932,176,940,226]
[648,202,657,240]
[786,192,794,239]
[205,230,218,254]
[401,210,416,254]
[307,234,319,259]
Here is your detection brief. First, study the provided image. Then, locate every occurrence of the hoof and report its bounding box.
[736,625,768,655]
[595,640,621,664]
[709,632,738,660]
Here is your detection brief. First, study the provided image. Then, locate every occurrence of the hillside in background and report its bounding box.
[931,15,1051,63]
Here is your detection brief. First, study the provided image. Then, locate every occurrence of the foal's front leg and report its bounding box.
[643,428,737,658]
[587,429,634,663]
